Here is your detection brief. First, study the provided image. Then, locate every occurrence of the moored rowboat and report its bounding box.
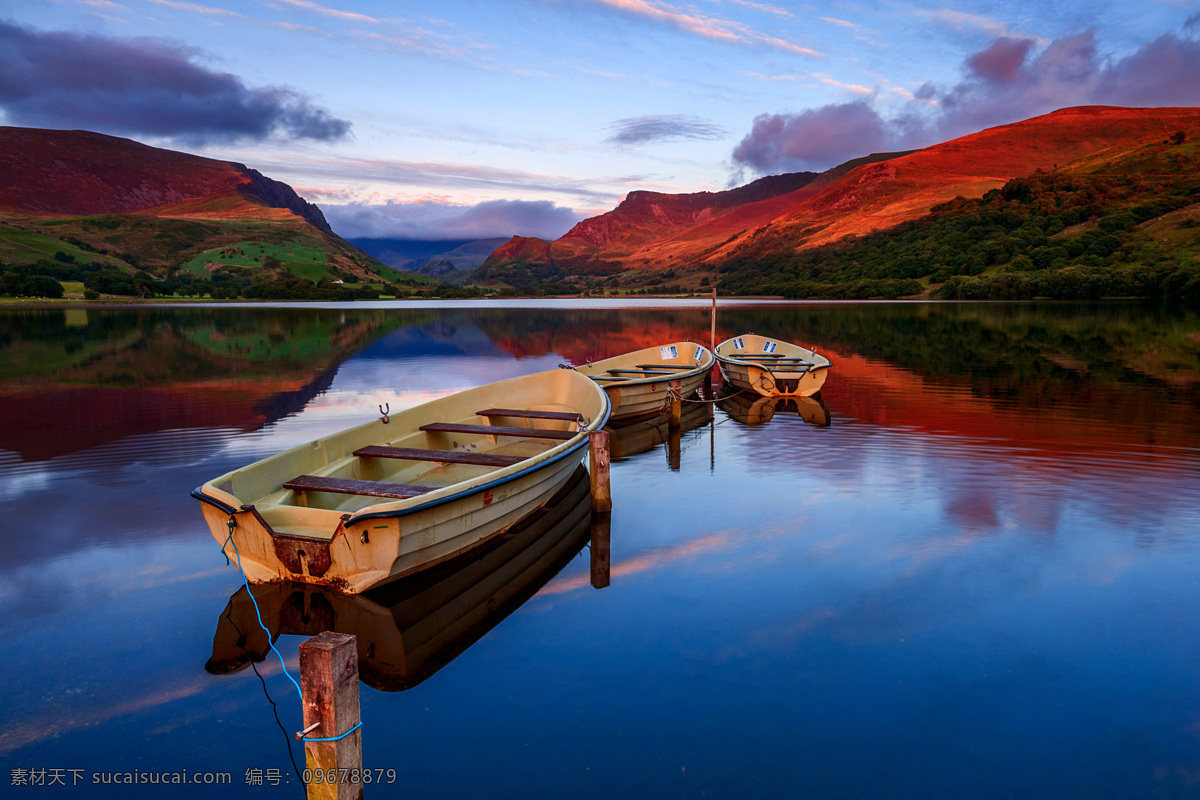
[206,465,595,689]
[192,368,610,593]
[573,341,714,421]
[715,334,831,397]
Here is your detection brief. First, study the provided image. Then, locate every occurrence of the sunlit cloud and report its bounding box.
[353,29,480,60]
[730,0,792,18]
[739,70,800,81]
[813,72,874,95]
[820,16,859,28]
[271,0,382,24]
[204,150,630,207]
[584,0,821,56]
[146,0,242,18]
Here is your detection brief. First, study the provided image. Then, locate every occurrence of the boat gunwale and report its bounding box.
[714,335,832,374]
[576,341,714,388]
[192,370,611,530]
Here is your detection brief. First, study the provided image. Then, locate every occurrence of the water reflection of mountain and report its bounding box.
[719,391,831,427]
[206,467,598,690]
[470,303,1200,460]
[0,308,423,461]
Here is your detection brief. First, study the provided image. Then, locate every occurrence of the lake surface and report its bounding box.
[1,299,1198,798]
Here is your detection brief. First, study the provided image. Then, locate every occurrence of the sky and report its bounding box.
[2,1,1199,241]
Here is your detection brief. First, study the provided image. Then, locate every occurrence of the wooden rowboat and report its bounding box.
[573,341,714,421]
[715,334,831,397]
[192,368,610,594]
[206,466,595,689]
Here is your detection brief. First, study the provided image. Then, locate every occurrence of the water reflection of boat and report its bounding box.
[193,369,610,593]
[718,391,831,427]
[574,341,714,421]
[206,467,599,690]
[716,334,831,396]
[606,401,712,462]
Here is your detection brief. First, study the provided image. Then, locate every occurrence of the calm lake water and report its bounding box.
[1,299,1199,798]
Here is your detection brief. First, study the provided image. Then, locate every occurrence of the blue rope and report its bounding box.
[226,522,305,700]
[303,721,363,742]
[224,518,364,744]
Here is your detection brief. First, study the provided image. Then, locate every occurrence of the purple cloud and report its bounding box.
[732,102,888,172]
[605,114,727,145]
[965,37,1035,83]
[0,20,350,144]
[322,199,583,240]
[733,29,1200,174]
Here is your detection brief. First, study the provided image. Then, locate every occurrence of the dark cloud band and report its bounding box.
[605,114,727,145]
[322,198,582,241]
[0,20,350,144]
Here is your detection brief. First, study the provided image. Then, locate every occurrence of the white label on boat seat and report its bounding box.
[763,341,777,353]
[733,338,744,350]
[694,346,706,362]
[660,345,678,360]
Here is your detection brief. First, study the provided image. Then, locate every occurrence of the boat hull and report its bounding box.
[206,466,594,689]
[715,334,831,397]
[194,369,609,593]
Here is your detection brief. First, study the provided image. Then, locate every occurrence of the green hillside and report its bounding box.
[0,213,436,300]
[713,125,1200,305]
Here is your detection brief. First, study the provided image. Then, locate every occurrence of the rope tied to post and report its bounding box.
[299,721,363,743]
[224,514,305,700]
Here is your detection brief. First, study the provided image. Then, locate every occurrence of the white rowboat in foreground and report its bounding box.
[193,368,610,593]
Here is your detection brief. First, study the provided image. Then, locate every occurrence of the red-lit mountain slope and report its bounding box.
[0,127,412,281]
[478,106,1200,283]
[0,127,330,230]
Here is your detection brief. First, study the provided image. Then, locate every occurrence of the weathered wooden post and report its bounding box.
[667,426,682,471]
[668,380,682,429]
[710,288,717,351]
[590,512,610,589]
[299,632,363,800]
[589,429,612,513]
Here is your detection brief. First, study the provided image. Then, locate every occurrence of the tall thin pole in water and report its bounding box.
[710,288,716,351]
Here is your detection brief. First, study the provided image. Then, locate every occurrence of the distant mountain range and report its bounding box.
[2,106,1198,303]
[349,237,509,284]
[475,106,1200,298]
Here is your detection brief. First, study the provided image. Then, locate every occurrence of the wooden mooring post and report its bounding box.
[589,429,612,513]
[299,632,363,800]
[668,379,682,429]
[590,512,611,589]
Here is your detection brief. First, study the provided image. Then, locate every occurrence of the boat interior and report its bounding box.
[716,335,828,374]
[574,342,712,383]
[205,372,607,528]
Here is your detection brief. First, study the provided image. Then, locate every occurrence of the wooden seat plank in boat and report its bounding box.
[284,475,439,499]
[634,364,692,370]
[353,445,526,468]
[477,408,584,422]
[736,357,815,365]
[419,422,575,440]
[607,368,679,375]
